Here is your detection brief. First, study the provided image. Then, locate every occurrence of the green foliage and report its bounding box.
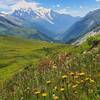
[86,35,100,49]
[86,36,97,46]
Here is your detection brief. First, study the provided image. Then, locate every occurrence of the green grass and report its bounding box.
[0,36,73,87]
[0,35,100,100]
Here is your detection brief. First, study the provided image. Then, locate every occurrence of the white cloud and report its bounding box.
[96,0,100,2]
[0,0,21,5]
[9,0,52,15]
[0,0,22,13]
[56,4,60,8]
[0,0,51,14]
[55,8,87,17]
[80,6,83,9]
[10,0,39,11]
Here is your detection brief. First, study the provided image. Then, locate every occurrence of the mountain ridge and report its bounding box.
[11,8,80,39]
[0,13,54,42]
[62,9,100,43]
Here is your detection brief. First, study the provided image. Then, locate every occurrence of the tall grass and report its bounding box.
[1,45,100,100]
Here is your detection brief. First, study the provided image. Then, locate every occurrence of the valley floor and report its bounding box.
[0,35,100,100]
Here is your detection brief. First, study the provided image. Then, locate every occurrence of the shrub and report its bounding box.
[87,36,97,46]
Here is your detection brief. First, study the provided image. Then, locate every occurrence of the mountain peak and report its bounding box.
[12,8,55,24]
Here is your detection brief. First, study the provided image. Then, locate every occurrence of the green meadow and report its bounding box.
[0,35,100,100]
[0,35,71,86]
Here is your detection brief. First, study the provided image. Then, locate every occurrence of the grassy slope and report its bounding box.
[0,35,100,100]
[0,35,73,87]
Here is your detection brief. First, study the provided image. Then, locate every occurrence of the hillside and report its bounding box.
[0,35,100,100]
[62,9,100,43]
[73,29,100,45]
[0,35,72,86]
[0,14,54,42]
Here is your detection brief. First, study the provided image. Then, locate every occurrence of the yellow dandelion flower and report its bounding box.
[53,96,59,100]
[42,93,48,97]
[60,88,65,92]
[78,72,85,76]
[46,80,51,85]
[62,75,67,79]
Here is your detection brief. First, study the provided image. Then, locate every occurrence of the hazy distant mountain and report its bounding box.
[0,13,54,42]
[11,8,80,39]
[1,7,100,44]
[62,9,100,43]
[73,25,100,45]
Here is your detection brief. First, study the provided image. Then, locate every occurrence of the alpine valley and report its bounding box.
[0,5,81,42]
[0,1,100,100]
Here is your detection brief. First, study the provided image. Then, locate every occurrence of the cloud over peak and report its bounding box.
[0,0,40,13]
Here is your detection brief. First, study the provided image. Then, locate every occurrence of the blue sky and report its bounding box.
[0,0,100,16]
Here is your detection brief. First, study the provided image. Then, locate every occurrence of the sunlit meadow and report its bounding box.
[0,36,100,100]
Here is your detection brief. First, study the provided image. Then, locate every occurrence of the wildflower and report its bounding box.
[52,93,55,97]
[85,78,90,81]
[35,91,41,95]
[80,80,84,83]
[72,84,78,89]
[53,65,57,69]
[76,81,80,84]
[74,91,78,94]
[53,96,59,100]
[74,75,79,79]
[24,89,27,92]
[62,75,67,79]
[90,79,95,83]
[53,86,58,91]
[69,72,74,76]
[88,89,93,93]
[78,72,85,76]
[46,80,51,85]
[60,88,65,92]
[27,87,30,90]
[83,51,87,54]
[20,97,24,100]
[42,93,48,97]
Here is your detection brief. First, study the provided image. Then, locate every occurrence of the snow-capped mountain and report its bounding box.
[12,8,54,24]
[0,13,54,42]
[11,8,80,39]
